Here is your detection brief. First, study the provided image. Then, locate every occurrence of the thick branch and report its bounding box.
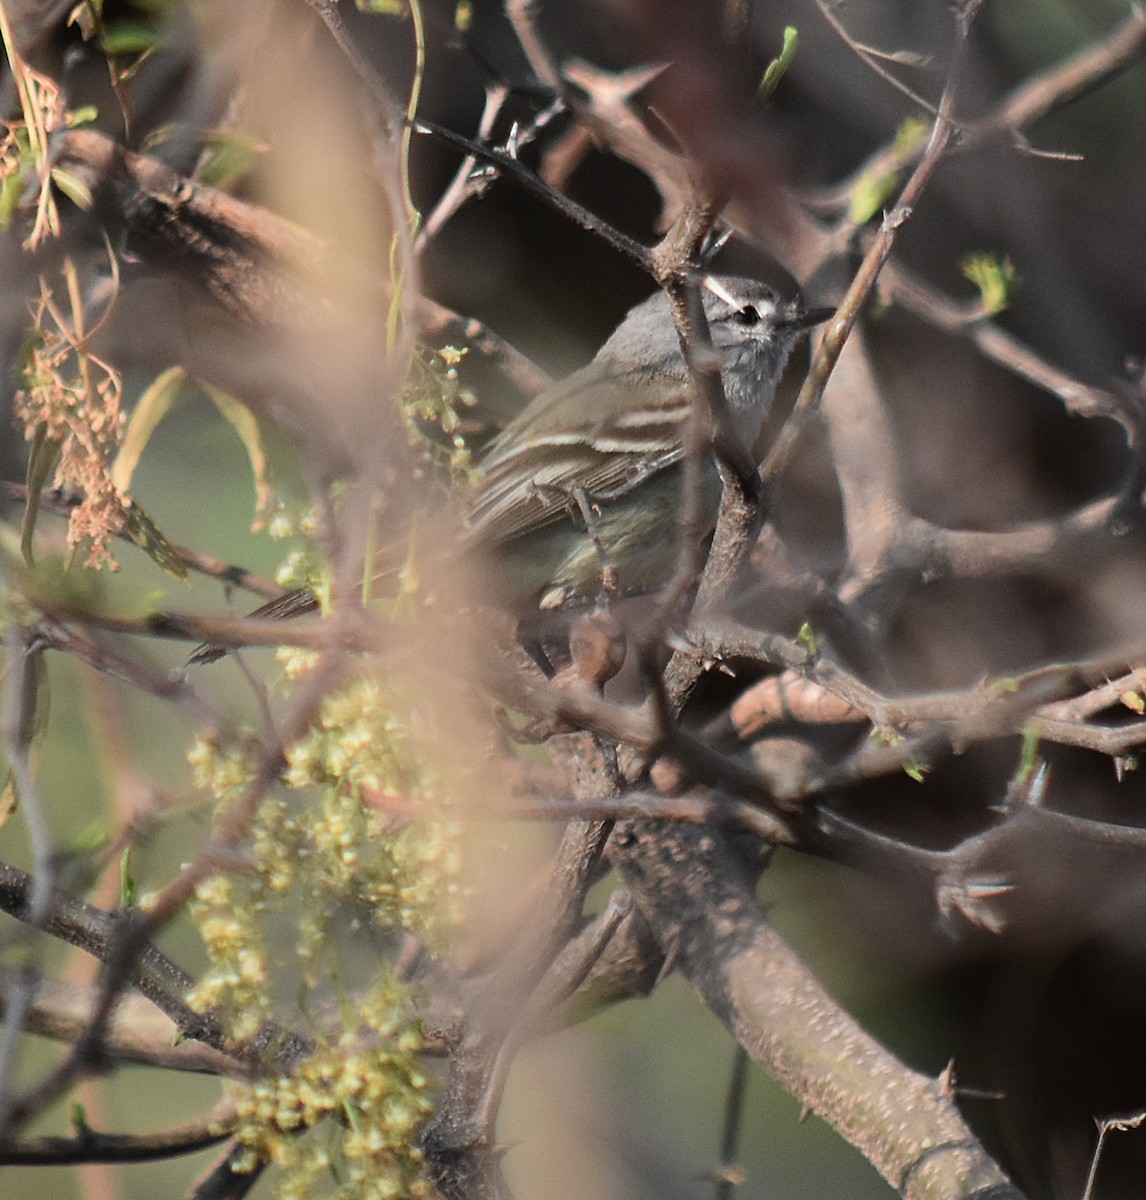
[608,821,1025,1200]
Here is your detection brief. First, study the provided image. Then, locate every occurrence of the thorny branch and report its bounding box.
[3,2,1146,1199]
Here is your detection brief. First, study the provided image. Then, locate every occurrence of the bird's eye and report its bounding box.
[733,305,761,327]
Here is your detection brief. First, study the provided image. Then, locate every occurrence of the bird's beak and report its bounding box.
[777,304,835,333]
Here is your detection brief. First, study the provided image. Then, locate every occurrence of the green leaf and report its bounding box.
[961,252,1019,315]
[849,117,928,225]
[796,621,818,657]
[200,384,275,532]
[139,121,179,156]
[22,427,61,566]
[0,776,17,829]
[196,128,266,191]
[904,761,927,783]
[66,105,99,128]
[892,116,930,157]
[119,847,136,908]
[1014,724,1041,785]
[50,167,93,211]
[16,645,50,749]
[68,820,110,858]
[760,26,799,99]
[97,21,157,55]
[120,499,188,580]
[0,644,50,823]
[849,170,902,226]
[112,366,186,494]
[0,171,24,231]
[869,48,932,67]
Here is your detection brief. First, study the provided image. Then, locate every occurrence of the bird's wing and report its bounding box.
[464,368,692,550]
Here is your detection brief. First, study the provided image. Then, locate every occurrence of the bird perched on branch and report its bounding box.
[191,275,830,664]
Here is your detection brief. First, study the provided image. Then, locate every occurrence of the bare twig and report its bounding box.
[977,7,1146,142]
[1083,1108,1146,1200]
[0,1100,237,1165]
[713,1045,750,1200]
[812,0,939,117]
[417,83,511,249]
[414,118,652,269]
[0,971,242,1076]
[505,0,563,93]
[882,263,1140,434]
[765,4,982,490]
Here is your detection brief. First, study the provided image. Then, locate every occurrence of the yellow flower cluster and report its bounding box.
[185,667,463,1197]
[228,986,433,1200]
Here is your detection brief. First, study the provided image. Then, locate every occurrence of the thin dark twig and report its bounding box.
[414,118,651,268]
[764,0,982,487]
[31,604,392,657]
[0,861,229,1056]
[0,637,339,1135]
[636,206,768,721]
[1,483,289,593]
[189,1145,267,1200]
[655,264,742,629]
[0,627,57,1129]
[478,793,792,844]
[811,9,1145,211]
[1083,1109,1146,1200]
[417,294,553,395]
[978,7,1146,139]
[881,262,1139,432]
[29,618,215,713]
[0,971,242,1076]
[506,0,564,93]
[417,83,512,249]
[714,1045,750,1200]
[813,0,939,117]
[302,0,408,171]
[0,1103,236,1165]
[473,890,633,1134]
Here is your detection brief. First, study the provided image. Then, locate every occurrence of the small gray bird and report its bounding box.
[464,276,831,615]
[190,276,829,662]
